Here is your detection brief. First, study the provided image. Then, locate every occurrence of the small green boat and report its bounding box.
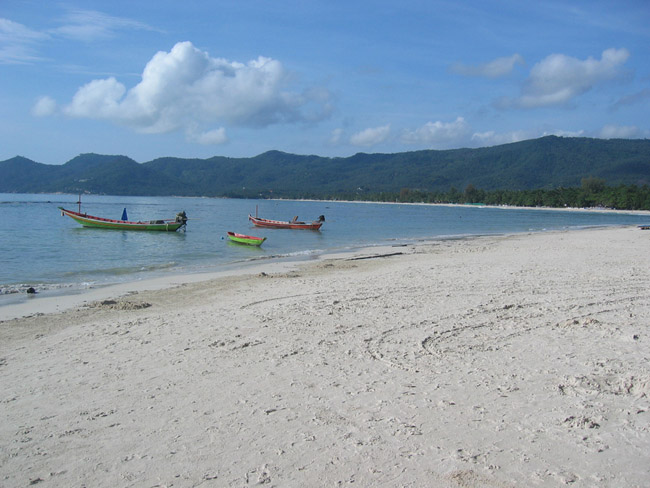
[227,231,266,246]
[59,207,188,231]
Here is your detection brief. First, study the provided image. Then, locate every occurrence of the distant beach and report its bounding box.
[1,226,649,487]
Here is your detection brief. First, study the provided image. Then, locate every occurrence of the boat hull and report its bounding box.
[248,215,323,230]
[227,231,266,246]
[59,208,185,231]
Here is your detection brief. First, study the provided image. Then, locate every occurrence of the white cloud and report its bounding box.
[329,128,344,145]
[187,127,228,145]
[543,129,586,138]
[32,96,58,117]
[51,9,156,42]
[1,11,153,63]
[402,119,606,150]
[64,77,127,118]
[349,125,391,146]
[599,124,640,139]
[401,117,470,146]
[59,41,331,140]
[450,54,524,78]
[503,48,630,108]
[471,128,590,147]
[0,18,49,64]
[0,18,46,43]
[471,130,530,146]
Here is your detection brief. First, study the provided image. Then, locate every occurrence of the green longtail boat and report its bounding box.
[59,207,188,232]
[227,231,266,246]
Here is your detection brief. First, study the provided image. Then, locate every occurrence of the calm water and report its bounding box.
[1,193,647,304]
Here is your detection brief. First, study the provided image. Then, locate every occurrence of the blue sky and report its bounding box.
[1,1,649,164]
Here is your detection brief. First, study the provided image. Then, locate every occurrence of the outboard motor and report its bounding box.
[175,211,188,231]
[317,215,325,222]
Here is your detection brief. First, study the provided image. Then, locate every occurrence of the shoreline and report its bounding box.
[0,242,414,322]
[0,255,302,322]
[1,221,644,322]
[1,225,649,486]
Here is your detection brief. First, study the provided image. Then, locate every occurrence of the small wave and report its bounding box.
[283,248,324,257]
[0,281,92,295]
[61,261,178,278]
[225,248,325,264]
[139,262,178,272]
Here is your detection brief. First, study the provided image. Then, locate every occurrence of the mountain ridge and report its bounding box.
[1,136,649,198]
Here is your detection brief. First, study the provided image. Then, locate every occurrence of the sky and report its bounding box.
[1,0,649,165]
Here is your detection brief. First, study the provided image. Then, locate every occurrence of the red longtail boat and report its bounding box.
[248,214,324,230]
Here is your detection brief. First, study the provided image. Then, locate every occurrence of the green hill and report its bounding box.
[1,136,649,198]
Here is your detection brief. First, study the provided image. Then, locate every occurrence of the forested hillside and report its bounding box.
[1,137,649,204]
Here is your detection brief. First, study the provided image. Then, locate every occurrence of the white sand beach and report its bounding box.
[1,226,649,487]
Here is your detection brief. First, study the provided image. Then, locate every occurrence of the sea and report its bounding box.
[1,193,648,307]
